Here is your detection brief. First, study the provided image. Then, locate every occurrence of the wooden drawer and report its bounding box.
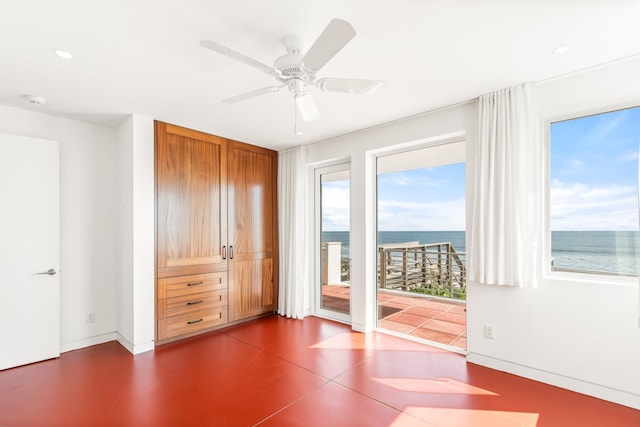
[158,272,227,299]
[157,306,228,341]
[158,289,227,319]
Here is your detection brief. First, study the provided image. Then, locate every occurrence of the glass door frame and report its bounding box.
[314,162,351,324]
[371,136,468,354]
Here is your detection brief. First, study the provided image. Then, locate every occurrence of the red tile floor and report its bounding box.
[323,285,467,350]
[1,316,638,426]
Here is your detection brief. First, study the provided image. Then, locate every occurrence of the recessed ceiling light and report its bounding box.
[553,44,572,55]
[53,48,73,59]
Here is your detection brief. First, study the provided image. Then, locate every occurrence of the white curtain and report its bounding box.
[277,146,311,318]
[469,82,543,288]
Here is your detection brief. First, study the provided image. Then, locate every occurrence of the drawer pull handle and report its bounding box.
[230,246,234,260]
[219,312,222,319]
[222,245,227,260]
[187,300,204,306]
[187,281,203,287]
[219,295,222,301]
[187,318,203,325]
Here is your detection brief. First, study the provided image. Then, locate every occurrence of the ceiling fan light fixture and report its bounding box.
[294,99,304,135]
[295,93,319,122]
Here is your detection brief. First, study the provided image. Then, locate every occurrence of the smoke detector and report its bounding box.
[24,95,45,105]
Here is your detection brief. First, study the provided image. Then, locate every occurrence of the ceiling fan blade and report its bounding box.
[301,19,356,74]
[222,86,283,103]
[317,78,384,94]
[295,93,319,122]
[199,40,280,76]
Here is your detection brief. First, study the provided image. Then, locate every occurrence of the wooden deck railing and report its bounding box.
[378,242,466,299]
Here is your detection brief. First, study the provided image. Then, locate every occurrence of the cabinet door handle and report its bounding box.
[187,318,203,325]
[230,246,234,260]
[187,300,204,306]
[222,245,227,260]
[187,281,203,287]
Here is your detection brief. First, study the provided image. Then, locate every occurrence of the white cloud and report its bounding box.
[551,180,638,230]
[568,159,585,169]
[616,150,639,163]
[321,184,350,231]
[324,179,638,231]
[378,172,447,188]
[377,198,465,231]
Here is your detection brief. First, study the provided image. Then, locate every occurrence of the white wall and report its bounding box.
[0,106,156,355]
[116,117,134,345]
[0,104,119,352]
[304,56,640,409]
[467,57,640,409]
[131,116,155,352]
[116,115,155,354]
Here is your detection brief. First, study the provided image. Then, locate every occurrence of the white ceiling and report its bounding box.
[1,0,639,151]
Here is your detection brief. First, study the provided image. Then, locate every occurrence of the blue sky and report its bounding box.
[322,105,639,232]
[321,163,466,232]
[551,106,640,230]
[377,164,465,231]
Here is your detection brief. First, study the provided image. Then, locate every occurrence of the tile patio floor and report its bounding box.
[322,284,467,350]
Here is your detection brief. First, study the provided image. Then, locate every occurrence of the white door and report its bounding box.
[0,132,60,370]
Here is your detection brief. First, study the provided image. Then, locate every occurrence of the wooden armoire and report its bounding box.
[155,121,278,343]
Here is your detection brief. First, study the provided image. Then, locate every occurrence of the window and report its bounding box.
[550,106,640,276]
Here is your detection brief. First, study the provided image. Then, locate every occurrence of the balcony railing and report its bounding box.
[322,240,467,300]
[378,242,466,300]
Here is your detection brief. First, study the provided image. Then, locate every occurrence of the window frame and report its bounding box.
[543,102,640,285]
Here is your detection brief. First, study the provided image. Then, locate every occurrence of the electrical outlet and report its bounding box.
[484,324,495,339]
[86,312,95,323]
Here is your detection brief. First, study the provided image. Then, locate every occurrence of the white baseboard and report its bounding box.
[467,352,640,410]
[116,333,154,355]
[60,332,117,353]
[60,332,154,356]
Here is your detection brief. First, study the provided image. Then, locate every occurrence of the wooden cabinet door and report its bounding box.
[156,122,228,278]
[227,141,278,320]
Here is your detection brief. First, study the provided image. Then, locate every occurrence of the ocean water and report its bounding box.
[551,231,638,275]
[322,230,639,275]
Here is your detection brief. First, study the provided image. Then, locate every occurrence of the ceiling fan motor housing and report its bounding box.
[274,53,313,83]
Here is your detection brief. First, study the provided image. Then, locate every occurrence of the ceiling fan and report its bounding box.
[199,18,383,124]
